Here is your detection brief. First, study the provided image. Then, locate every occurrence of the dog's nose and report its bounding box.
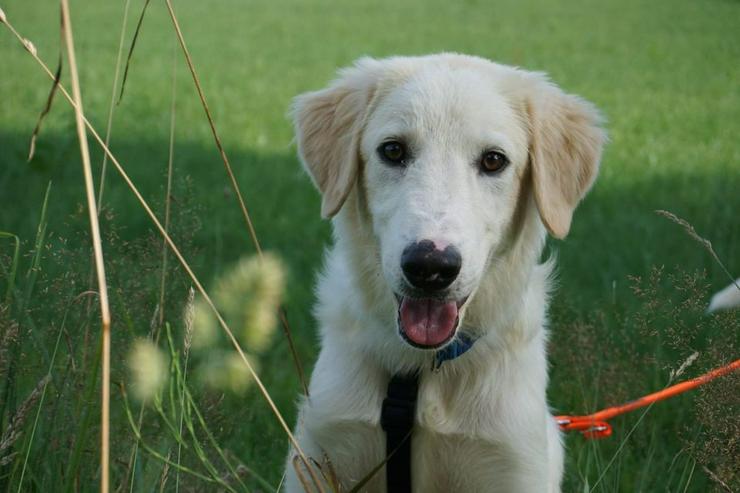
[401,240,462,292]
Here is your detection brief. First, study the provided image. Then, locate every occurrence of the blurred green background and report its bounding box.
[0,0,738,491]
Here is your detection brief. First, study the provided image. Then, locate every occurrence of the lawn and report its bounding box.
[0,0,738,491]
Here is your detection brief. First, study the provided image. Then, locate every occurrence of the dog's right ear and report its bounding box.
[292,59,382,218]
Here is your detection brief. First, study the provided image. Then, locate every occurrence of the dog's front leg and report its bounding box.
[493,417,563,493]
[283,344,387,492]
[283,422,333,493]
[546,415,564,492]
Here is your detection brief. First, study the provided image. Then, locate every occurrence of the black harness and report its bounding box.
[379,332,478,493]
[380,372,419,492]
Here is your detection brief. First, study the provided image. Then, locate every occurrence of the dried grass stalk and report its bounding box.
[59,1,112,491]
[656,210,739,291]
[27,52,62,162]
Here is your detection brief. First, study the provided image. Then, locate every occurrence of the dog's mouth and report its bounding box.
[396,295,468,349]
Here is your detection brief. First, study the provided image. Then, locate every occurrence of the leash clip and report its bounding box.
[556,416,613,439]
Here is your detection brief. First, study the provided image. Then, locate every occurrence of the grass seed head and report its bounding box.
[0,304,19,371]
[0,8,6,24]
[127,339,168,402]
[183,286,195,356]
[670,351,699,381]
[188,255,284,396]
[22,38,36,56]
[192,296,217,349]
[209,253,285,352]
[0,374,50,466]
[242,254,284,351]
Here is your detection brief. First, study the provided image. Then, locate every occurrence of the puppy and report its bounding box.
[285,54,605,493]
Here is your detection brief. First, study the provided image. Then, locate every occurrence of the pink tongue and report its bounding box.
[399,297,459,347]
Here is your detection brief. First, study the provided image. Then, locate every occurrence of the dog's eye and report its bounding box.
[378,141,407,165]
[480,150,509,174]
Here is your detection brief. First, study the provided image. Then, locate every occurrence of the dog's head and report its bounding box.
[293,54,605,350]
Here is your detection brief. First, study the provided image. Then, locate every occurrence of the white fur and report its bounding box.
[285,54,605,493]
[707,279,740,313]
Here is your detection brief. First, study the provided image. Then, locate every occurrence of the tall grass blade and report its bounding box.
[591,401,659,489]
[27,51,61,163]
[680,458,696,493]
[15,308,66,491]
[63,338,101,493]
[97,0,132,209]
[123,22,178,491]
[23,182,52,308]
[121,387,222,485]
[175,291,193,493]
[117,0,151,105]
[58,2,112,491]
[0,182,51,433]
[159,31,177,331]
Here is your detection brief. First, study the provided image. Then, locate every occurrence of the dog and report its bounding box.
[284,54,605,492]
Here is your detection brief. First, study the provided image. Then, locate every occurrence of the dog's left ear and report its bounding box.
[526,79,606,239]
[292,58,383,218]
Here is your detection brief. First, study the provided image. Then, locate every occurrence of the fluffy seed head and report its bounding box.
[127,339,168,402]
[0,8,7,24]
[241,254,285,351]
[200,253,285,352]
[192,296,217,349]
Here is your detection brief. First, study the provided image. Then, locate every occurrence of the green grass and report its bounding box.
[1,0,739,491]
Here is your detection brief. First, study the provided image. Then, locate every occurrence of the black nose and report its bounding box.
[401,240,462,292]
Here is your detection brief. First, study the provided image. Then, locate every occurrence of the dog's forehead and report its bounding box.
[369,62,526,150]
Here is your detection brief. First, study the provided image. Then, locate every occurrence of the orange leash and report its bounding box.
[556,358,740,439]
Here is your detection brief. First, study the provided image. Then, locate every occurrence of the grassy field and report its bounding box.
[0,0,739,491]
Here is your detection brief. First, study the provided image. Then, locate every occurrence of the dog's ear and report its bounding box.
[526,79,606,239]
[292,59,382,218]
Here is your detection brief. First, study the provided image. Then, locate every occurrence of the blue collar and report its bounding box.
[433,331,478,370]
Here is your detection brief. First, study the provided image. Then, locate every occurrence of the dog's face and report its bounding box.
[294,55,604,350]
[360,66,530,348]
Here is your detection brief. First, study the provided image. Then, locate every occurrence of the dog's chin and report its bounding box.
[394,294,469,350]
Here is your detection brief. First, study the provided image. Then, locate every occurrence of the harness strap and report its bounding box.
[380,373,419,493]
[380,332,477,492]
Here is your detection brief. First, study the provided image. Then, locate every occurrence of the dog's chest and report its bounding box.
[312,376,512,492]
[321,418,511,493]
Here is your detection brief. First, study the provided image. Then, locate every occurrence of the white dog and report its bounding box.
[284,54,605,493]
